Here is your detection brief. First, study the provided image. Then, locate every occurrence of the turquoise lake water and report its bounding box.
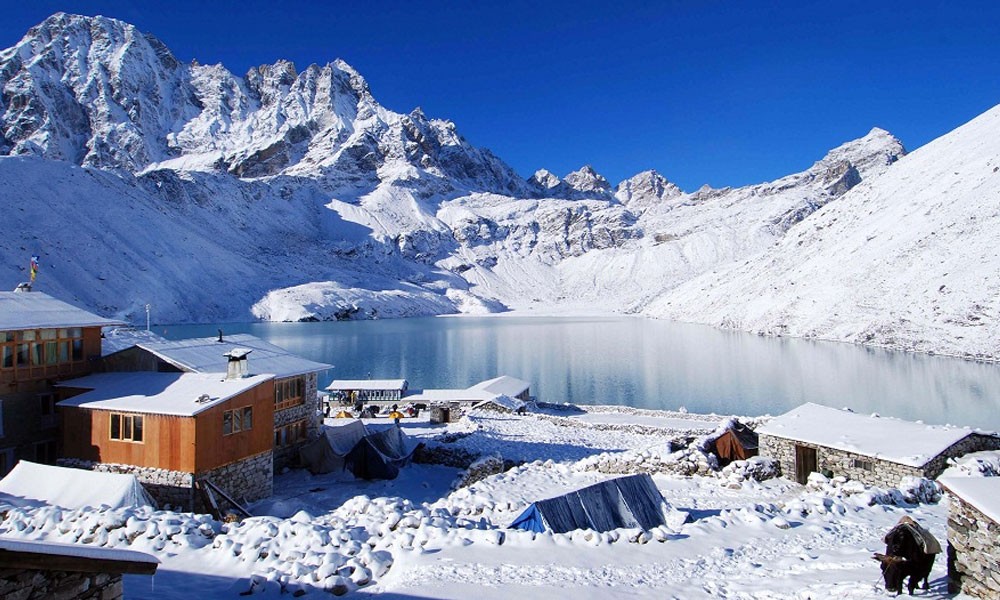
[161,315,1000,430]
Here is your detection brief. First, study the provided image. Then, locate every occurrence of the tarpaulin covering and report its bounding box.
[0,461,156,510]
[347,425,420,480]
[508,473,671,534]
[299,419,368,475]
[299,421,420,480]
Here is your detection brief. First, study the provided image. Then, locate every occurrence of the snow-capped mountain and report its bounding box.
[646,105,1000,361]
[6,13,994,362]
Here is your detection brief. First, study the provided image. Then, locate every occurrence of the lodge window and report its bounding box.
[0,328,85,371]
[38,394,57,429]
[223,406,254,436]
[275,377,305,411]
[274,419,307,448]
[110,413,144,443]
[851,458,874,471]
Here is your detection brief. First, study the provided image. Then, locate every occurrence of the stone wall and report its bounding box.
[57,459,194,510]
[272,373,321,472]
[196,450,273,514]
[0,568,123,600]
[60,452,272,515]
[947,493,1000,598]
[760,432,1000,488]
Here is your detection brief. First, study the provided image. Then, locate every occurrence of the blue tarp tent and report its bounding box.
[509,473,671,533]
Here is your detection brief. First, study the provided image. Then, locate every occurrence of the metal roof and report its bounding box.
[0,291,125,331]
[131,333,332,379]
[56,371,274,417]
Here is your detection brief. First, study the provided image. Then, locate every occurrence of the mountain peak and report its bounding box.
[614,169,683,209]
[563,165,612,195]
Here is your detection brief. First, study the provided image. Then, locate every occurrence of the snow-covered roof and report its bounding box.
[0,291,125,330]
[406,389,495,403]
[0,461,156,510]
[327,379,408,391]
[756,403,973,468]
[469,375,530,397]
[939,477,1000,525]
[56,371,274,416]
[472,394,526,412]
[0,536,159,571]
[132,333,332,378]
[101,327,168,356]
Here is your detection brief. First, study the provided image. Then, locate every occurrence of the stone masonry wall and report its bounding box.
[272,373,321,472]
[947,493,1000,598]
[57,459,194,510]
[0,568,124,600]
[759,435,923,488]
[761,433,1000,489]
[196,450,272,514]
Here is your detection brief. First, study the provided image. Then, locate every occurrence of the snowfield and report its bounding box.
[0,405,984,599]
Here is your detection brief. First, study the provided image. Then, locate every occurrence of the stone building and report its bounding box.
[0,290,124,476]
[0,536,157,600]
[938,477,1000,598]
[101,332,332,472]
[757,403,1000,487]
[56,370,275,512]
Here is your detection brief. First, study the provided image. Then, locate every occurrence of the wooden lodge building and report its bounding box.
[758,403,1000,487]
[0,290,124,476]
[57,369,275,511]
[101,332,332,471]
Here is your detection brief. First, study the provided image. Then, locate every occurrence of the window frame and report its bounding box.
[109,412,144,443]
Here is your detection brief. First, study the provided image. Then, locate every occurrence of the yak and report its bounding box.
[873,516,941,595]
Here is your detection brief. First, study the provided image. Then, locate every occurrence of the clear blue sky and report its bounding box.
[3,1,999,191]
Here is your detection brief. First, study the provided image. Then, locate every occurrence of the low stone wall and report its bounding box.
[0,568,123,600]
[947,493,1000,598]
[760,432,1000,488]
[57,459,194,510]
[59,452,272,515]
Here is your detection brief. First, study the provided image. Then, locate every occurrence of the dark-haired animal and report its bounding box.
[873,516,941,595]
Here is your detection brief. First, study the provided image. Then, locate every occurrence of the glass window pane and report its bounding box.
[223,411,233,435]
[110,414,121,439]
[123,416,133,440]
[30,343,41,366]
[243,407,253,430]
[2,332,14,342]
[40,329,57,340]
[133,416,143,442]
[72,339,83,361]
[70,328,82,338]
[233,409,242,432]
[19,331,35,342]
[59,342,69,363]
[45,342,58,365]
[16,344,29,366]
[58,329,68,338]
[2,347,12,369]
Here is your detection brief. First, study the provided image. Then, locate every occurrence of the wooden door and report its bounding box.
[794,445,817,484]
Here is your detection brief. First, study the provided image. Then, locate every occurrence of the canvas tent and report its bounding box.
[299,421,420,480]
[713,420,759,464]
[0,461,155,510]
[508,473,677,534]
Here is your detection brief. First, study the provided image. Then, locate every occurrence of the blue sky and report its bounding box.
[3,1,999,191]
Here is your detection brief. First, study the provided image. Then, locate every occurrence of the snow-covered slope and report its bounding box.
[647,105,1000,360]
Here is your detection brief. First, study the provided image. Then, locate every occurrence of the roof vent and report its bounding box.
[196,394,212,403]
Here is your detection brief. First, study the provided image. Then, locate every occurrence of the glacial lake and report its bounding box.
[161,315,1000,431]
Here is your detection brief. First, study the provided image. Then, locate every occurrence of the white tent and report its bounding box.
[0,461,156,510]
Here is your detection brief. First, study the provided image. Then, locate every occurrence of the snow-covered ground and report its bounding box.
[0,404,986,599]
